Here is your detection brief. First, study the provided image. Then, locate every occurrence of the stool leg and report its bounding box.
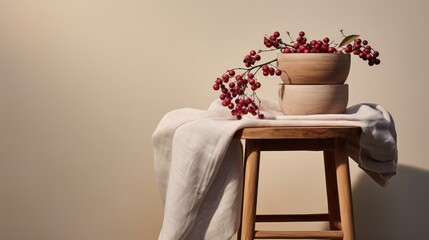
[324,150,341,231]
[334,139,356,240]
[240,139,261,240]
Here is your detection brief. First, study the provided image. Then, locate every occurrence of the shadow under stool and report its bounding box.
[233,126,361,240]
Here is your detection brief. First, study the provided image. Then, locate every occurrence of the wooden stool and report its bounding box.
[233,127,361,240]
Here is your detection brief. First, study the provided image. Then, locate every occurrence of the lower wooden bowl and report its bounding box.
[278,84,349,115]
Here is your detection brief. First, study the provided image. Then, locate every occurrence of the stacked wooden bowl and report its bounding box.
[277,53,351,115]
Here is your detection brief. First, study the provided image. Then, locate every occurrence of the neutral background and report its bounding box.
[1,0,428,239]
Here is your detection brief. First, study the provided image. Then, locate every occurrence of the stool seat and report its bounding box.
[234,126,360,240]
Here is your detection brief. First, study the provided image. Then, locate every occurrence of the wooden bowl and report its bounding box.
[278,84,349,115]
[277,53,351,85]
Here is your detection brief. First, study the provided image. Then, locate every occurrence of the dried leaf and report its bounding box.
[339,34,360,48]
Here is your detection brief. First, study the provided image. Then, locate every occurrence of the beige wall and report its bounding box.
[1,0,428,239]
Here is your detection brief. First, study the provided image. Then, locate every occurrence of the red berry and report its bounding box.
[247,73,254,79]
[228,70,235,76]
[213,84,220,90]
[275,69,282,76]
[315,43,322,50]
[299,31,305,37]
[274,31,280,38]
[323,37,330,43]
[283,48,291,53]
[292,43,298,49]
[273,42,279,48]
[258,113,264,119]
[355,38,362,44]
[364,47,371,54]
[262,65,269,72]
[353,44,361,50]
[250,50,256,56]
[254,54,261,61]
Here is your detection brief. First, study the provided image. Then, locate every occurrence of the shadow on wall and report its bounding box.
[353,164,429,239]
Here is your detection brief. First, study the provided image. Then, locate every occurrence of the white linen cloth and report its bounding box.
[152,98,398,240]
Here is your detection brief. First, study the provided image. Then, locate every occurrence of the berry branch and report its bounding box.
[230,59,277,72]
[212,30,381,120]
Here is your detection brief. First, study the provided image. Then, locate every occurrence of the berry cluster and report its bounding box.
[243,50,261,68]
[264,31,337,54]
[263,31,281,48]
[213,54,270,120]
[288,33,337,53]
[262,64,282,76]
[343,38,380,66]
[267,31,381,65]
[213,30,381,119]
